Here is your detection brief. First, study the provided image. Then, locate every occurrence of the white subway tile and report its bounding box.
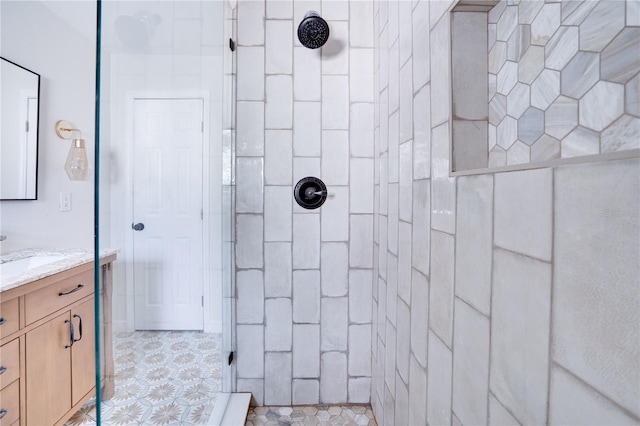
[350,158,374,213]
[399,141,413,221]
[349,324,372,377]
[409,354,428,425]
[266,20,293,74]
[321,242,348,296]
[395,375,410,426]
[237,47,265,100]
[452,299,490,426]
[384,320,396,393]
[410,268,429,367]
[350,0,374,47]
[398,0,412,65]
[399,60,413,143]
[293,324,320,377]
[396,300,411,383]
[265,130,293,185]
[429,231,455,347]
[489,395,520,426]
[265,242,292,298]
[427,330,453,426]
[350,215,374,268]
[322,0,349,20]
[491,249,551,424]
[388,41,400,113]
[322,76,350,129]
[293,270,320,323]
[350,103,375,157]
[265,352,292,405]
[388,183,399,254]
[495,168,552,261]
[264,186,292,241]
[267,0,292,19]
[293,379,320,405]
[294,47,322,101]
[348,378,371,404]
[412,1,432,91]
[388,111,399,183]
[387,0,399,43]
[293,102,322,157]
[322,130,349,185]
[236,102,265,156]
[456,174,493,316]
[322,21,349,75]
[349,269,373,324]
[237,325,264,378]
[236,158,264,213]
[321,297,348,351]
[293,213,320,268]
[386,253,398,326]
[412,180,430,275]
[321,352,348,403]
[236,214,263,269]
[431,16,451,125]
[237,270,264,324]
[266,75,293,129]
[397,221,412,304]
[237,0,265,46]
[350,49,375,102]
[265,298,292,351]
[321,186,349,241]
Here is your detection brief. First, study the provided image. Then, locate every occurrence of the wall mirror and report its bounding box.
[0,57,40,200]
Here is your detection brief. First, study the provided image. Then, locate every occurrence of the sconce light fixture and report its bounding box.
[55,120,88,181]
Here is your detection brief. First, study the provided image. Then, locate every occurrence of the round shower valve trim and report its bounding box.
[294,177,328,209]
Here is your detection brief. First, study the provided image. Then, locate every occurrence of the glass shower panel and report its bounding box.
[95,1,235,424]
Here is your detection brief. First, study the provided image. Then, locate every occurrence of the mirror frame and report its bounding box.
[1,56,41,201]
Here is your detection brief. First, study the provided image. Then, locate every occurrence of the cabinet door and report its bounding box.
[26,312,72,426]
[71,298,96,405]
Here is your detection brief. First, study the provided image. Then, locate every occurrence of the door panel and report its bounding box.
[133,98,204,330]
[26,312,71,426]
[71,298,96,405]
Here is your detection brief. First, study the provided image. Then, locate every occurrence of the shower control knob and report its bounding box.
[132,223,145,231]
[294,177,328,210]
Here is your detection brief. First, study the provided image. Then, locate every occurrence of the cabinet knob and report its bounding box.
[132,223,145,231]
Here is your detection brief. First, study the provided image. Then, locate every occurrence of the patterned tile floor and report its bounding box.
[66,331,222,426]
[245,405,377,426]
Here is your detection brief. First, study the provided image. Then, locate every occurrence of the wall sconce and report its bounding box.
[55,120,88,181]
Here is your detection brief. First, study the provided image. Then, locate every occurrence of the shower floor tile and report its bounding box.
[245,405,377,425]
[65,331,222,426]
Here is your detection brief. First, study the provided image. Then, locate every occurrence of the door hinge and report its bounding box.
[229,38,236,52]
[201,208,204,220]
[201,296,204,307]
[201,121,204,133]
[25,120,29,132]
[228,351,234,365]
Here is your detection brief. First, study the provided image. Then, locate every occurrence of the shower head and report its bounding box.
[298,11,330,49]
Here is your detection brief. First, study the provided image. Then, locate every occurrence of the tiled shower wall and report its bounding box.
[234,0,375,405]
[372,1,639,425]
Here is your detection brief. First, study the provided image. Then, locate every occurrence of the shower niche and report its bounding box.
[450,0,640,175]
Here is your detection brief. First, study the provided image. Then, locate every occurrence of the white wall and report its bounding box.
[0,1,96,253]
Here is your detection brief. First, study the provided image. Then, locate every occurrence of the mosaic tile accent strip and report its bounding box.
[65,331,222,426]
[245,405,377,426]
[487,0,640,167]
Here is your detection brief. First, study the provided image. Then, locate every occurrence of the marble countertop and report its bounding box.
[0,248,118,292]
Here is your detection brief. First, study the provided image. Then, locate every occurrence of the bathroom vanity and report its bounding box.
[0,250,116,426]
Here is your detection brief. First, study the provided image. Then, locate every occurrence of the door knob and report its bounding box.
[132,223,145,231]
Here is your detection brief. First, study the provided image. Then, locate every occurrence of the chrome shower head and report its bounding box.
[297,11,330,49]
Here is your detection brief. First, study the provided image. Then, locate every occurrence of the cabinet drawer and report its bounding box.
[0,380,19,426]
[0,339,19,391]
[25,269,93,325]
[0,299,19,339]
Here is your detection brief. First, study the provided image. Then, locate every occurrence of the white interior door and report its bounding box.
[133,98,204,330]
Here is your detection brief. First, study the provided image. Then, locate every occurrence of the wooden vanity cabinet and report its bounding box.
[0,254,115,426]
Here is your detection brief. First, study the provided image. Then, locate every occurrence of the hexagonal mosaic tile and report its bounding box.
[245,405,377,426]
[483,0,639,168]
